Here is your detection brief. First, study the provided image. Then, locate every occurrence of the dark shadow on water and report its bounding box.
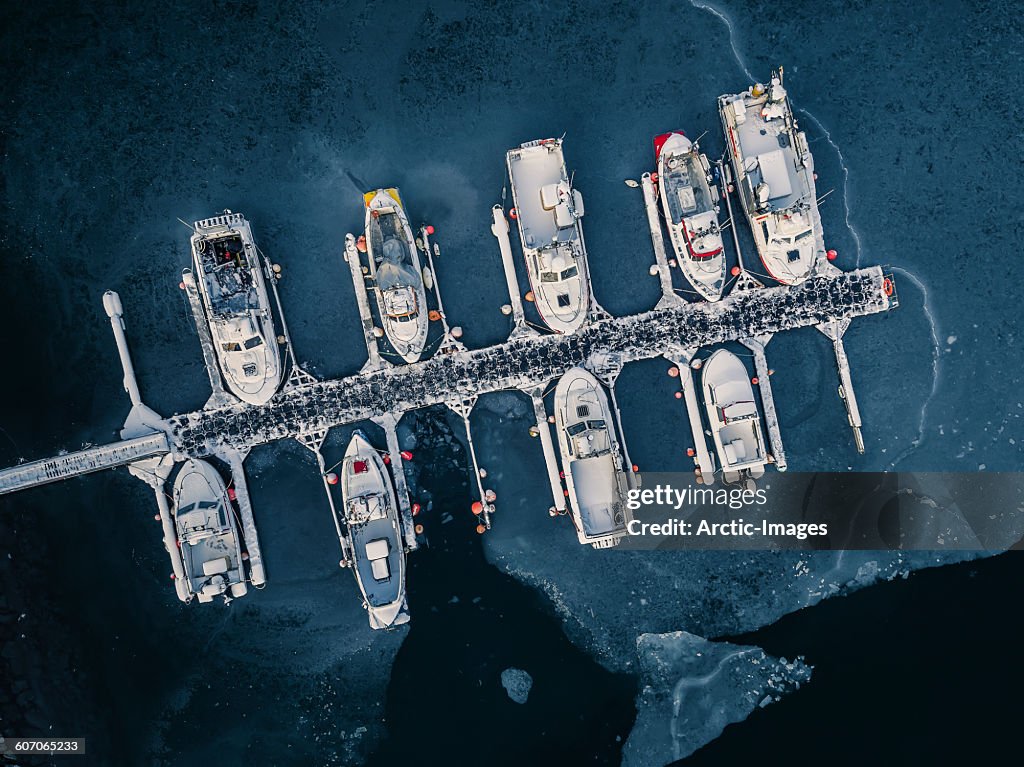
[370,410,637,767]
[678,551,1024,765]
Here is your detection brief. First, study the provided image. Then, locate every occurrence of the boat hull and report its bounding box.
[718,73,825,285]
[553,367,630,548]
[364,188,429,364]
[340,431,409,629]
[506,138,591,333]
[700,350,767,480]
[190,212,283,406]
[172,458,248,603]
[655,131,726,301]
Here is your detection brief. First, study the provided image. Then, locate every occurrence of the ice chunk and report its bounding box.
[500,667,533,704]
[622,632,811,766]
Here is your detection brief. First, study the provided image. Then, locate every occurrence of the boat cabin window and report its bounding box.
[243,336,263,349]
[221,341,242,352]
[540,265,578,283]
[587,419,607,431]
[566,422,588,437]
[197,500,220,509]
[177,503,195,514]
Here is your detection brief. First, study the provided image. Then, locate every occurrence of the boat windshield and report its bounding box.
[769,228,813,248]
[243,336,263,349]
[540,265,578,283]
[566,422,588,437]
[221,341,242,352]
[587,419,606,430]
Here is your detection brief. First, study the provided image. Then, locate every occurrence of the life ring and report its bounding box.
[883,277,894,297]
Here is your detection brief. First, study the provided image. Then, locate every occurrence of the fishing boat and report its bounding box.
[701,350,768,484]
[554,367,631,548]
[506,138,590,333]
[364,188,429,364]
[340,430,409,629]
[190,211,283,405]
[654,131,726,301]
[718,69,824,285]
[172,459,248,603]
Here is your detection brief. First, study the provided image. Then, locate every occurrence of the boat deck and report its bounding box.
[508,144,574,249]
[349,515,402,607]
[727,96,809,212]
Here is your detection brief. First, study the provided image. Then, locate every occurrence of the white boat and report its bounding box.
[172,459,248,603]
[554,367,631,548]
[340,430,409,630]
[364,188,429,364]
[506,138,590,333]
[718,69,824,285]
[701,350,768,484]
[190,212,283,405]
[654,131,726,301]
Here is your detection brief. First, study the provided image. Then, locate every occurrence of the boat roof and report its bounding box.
[350,516,403,608]
[508,141,578,249]
[570,455,626,537]
[724,91,810,211]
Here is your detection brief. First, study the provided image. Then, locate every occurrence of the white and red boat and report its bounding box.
[654,131,726,301]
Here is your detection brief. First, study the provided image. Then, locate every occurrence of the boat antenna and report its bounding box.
[692,129,709,147]
[176,217,196,233]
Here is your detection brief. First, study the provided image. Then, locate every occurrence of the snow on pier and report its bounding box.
[168,268,892,458]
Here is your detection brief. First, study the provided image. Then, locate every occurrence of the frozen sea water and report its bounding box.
[623,631,811,765]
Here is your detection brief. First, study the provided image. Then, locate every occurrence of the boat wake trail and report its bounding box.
[687,1,754,82]
[888,265,942,468]
[798,109,864,267]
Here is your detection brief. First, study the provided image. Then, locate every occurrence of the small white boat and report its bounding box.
[654,131,726,301]
[719,69,824,285]
[364,188,429,364]
[701,350,768,484]
[554,367,631,548]
[191,212,283,405]
[340,430,409,630]
[506,138,590,333]
[172,459,248,603]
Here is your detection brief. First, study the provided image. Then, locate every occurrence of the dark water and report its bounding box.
[371,412,636,766]
[681,550,1024,765]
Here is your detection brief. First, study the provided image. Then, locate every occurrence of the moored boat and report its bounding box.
[172,458,248,603]
[718,69,824,285]
[554,367,631,548]
[654,131,726,301]
[339,430,409,629]
[700,350,768,484]
[364,188,429,364]
[190,211,283,405]
[506,138,590,333]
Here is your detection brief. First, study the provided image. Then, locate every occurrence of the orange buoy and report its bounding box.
[326,472,339,485]
[651,172,659,183]
[632,464,639,473]
[400,450,414,461]
[686,448,695,457]
[178,281,186,290]
[558,470,565,479]
[509,208,518,220]
[425,225,435,235]
[525,291,535,303]
[731,266,741,277]
[153,514,161,521]
[428,309,442,322]
[563,489,570,497]
[827,249,838,261]
[169,574,176,580]
[884,278,894,296]
[412,503,421,516]
[382,453,391,465]
[471,501,484,515]
[674,391,683,399]
[415,524,424,535]
[668,366,680,378]
[356,235,367,253]
[752,377,759,385]
[227,488,237,500]
[476,524,487,535]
